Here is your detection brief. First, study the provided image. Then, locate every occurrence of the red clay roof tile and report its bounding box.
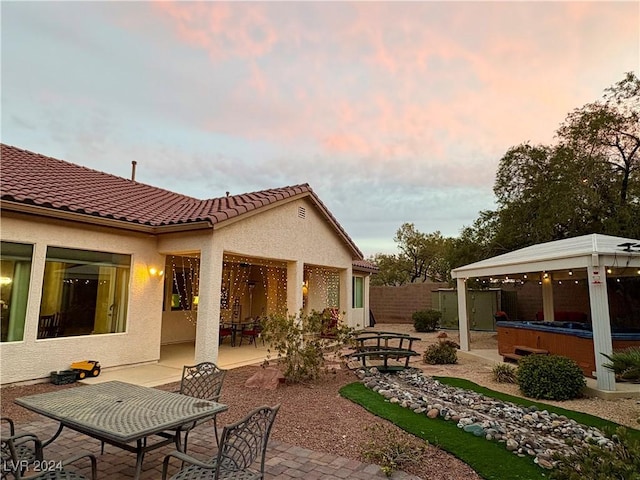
[1,144,363,258]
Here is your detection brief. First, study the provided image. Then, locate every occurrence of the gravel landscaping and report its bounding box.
[2,325,639,479]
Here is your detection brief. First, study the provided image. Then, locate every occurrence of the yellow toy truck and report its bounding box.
[71,360,101,379]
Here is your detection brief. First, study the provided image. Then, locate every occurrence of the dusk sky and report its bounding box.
[2,1,638,257]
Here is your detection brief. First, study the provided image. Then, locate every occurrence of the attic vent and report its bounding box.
[298,206,306,219]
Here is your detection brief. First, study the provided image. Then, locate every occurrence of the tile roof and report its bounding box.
[1,144,363,258]
[352,259,379,273]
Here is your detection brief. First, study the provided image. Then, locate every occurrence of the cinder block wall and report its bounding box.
[370,282,449,323]
[371,281,624,325]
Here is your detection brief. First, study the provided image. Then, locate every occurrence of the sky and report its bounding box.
[2,1,638,257]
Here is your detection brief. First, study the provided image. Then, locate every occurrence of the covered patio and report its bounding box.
[452,234,640,391]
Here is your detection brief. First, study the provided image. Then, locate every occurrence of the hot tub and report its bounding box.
[496,320,640,377]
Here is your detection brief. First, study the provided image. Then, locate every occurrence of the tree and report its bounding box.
[393,224,448,283]
[368,253,411,286]
[487,73,640,250]
[369,225,451,285]
[557,71,639,206]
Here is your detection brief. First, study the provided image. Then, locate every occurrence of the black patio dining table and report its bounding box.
[14,380,228,479]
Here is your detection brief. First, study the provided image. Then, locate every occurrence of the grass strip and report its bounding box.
[340,382,547,480]
[434,376,640,441]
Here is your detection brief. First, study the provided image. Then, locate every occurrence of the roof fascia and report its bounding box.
[1,201,213,234]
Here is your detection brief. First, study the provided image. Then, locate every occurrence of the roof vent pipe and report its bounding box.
[131,161,137,181]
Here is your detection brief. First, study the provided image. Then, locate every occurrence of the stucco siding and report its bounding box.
[214,198,355,325]
[215,198,353,267]
[1,215,164,384]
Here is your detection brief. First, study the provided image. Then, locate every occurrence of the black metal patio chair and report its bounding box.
[2,427,96,480]
[162,404,280,480]
[1,417,39,480]
[177,362,227,450]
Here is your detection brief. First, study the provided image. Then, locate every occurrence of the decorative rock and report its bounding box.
[358,368,615,469]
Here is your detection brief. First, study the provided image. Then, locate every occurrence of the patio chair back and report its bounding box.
[2,423,96,480]
[179,362,226,402]
[215,404,280,479]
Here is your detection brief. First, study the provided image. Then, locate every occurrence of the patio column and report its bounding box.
[340,267,351,327]
[542,274,554,321]
[587,262,615,391]
[194,243,223,364]
[287,261,304,317]
[456,278,470,351]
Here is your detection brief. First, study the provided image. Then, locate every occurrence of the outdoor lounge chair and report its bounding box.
[162,404,280,480]
[177,362,227,450]
[2,426,96,480]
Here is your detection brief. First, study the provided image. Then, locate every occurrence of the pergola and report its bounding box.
[451,234,640,391]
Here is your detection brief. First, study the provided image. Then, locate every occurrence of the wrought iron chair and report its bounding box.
[239,319,264,347]
[2,427,96,480]
[37,313,63,339]
[162,404,280,480]
[177,362,226,450]
[1,418,38,480]
[219,324,233,345]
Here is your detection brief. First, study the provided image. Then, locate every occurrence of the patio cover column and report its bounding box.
[587,261,615,391]
[194,243,223,364]
[287,261,304,316]
[456,278,470,351]
[340,267,351,327]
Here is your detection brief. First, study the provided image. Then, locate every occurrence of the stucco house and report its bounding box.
[0,144,376,385]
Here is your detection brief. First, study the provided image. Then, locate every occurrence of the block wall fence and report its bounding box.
[370,281,622,325]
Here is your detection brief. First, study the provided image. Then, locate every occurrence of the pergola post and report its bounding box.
[541,274,554,321]
[456,278,470,351]
[587,261,615,391]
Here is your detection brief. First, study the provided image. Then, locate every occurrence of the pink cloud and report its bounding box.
[148,1,637,188]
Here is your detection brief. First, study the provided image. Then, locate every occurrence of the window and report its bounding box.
[39,247,130,338]
[1,242,33,342]
[352,276,363,308]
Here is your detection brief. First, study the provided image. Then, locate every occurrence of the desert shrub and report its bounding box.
[423,341,457,365]
[517,354,585,400]
[412,309,441,332]
[361,423,428,477]
[261,310,353,383]
[602,346,640,383]
[550,427,640,480]
[492,363,518,383]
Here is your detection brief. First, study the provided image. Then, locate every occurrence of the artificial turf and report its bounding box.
[340,378,639,479]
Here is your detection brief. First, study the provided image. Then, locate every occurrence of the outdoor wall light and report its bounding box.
[149,267,164,277]
[302,280,309,296]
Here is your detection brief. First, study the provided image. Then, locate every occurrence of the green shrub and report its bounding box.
[412,309,441,332]
[361,423,428,477]
[550,427,640,480]
[261,310,353,383]
[492,363,518,383]
[517,354,585,400]
[423,341,457,365]
[602,346,640,383]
